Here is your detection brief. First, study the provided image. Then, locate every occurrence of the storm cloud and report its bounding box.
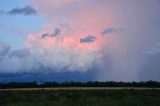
[1,0,160,81]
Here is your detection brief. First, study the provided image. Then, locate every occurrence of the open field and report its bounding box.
[0,88,160,106]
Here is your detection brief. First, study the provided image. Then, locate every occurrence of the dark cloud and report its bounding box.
[80,35,96,43]
[5,6,37,16]
[41,33,50,38]
[101,28,123,35]
[41,28,61,39]
[0,69,98,82]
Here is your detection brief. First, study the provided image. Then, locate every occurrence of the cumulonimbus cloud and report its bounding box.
[0,25,103,73]
[25,25,103,72]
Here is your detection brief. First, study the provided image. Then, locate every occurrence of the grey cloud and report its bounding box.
[50,28,61,37]
[101,28,123,35]
[0,6,37,16]
[0,42,39,73]
[9,49,30,58]
[41,33,50,38]
[80,35,96,43]
[0,47,40,73]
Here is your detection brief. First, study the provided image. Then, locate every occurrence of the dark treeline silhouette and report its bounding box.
[0,81,160,89]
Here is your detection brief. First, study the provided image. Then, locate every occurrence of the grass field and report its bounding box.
[0,88,160,106]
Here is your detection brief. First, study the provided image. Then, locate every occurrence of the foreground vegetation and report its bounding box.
[0,89,160,106]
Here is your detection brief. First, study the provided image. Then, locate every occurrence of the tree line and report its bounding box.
[0,81,160,88]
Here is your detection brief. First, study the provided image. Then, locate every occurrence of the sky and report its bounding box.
[0,0,160,82]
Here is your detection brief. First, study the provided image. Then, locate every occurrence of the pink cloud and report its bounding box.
[24,0,119,74]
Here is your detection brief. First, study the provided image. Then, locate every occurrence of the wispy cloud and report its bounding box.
[101,28,123,35]
[0,6,37,16]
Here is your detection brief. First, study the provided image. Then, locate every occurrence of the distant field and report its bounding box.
[0,88,160,106]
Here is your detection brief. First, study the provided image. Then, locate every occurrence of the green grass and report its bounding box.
[0,89,160,106]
